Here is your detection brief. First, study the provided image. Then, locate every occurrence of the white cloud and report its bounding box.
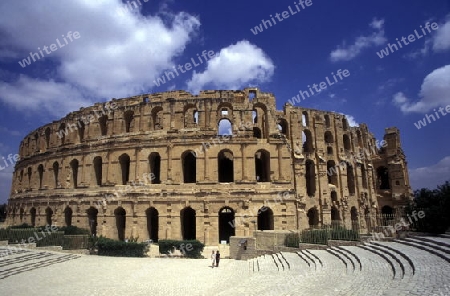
[392,64,450,113]
[409,156,450,190]
[0,0,199,117]
[187,40,275,94]
[433,17,450,51]
[330,18,386,62]
[345,114,359,127]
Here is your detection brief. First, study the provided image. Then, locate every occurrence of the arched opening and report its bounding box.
[27,167,32,187]
[253,127,262,139]
[347,163,356,195]
[146,207,159,242]
[182,151,196,183]
[356,130,363,148]
[331,206,341,226]
[307,207,319,228]
[324,131,333,144]
[343,134,351,150]
[64,207,73,226]
[38,164,44,189]
[327,160,338,186]
[255,150,270,182]
[119,154,130,185]
[30,208,36,227]
[52,162,59,188]
[257,207,274,230]
[305,160,316,196]
[87,207,98,236]
[184,105,197,127]
[327,146,333,155]
[381,205,394,226]
[277,119,288,138]
[302,111,309,127]
[45,207,53,226]
[58,123,66,145]
[124,110,134,133]
[377,166,390,189]
[351,206,359,232]
[45,127,51,148]
[218,118,232,136]
[181,207,196,240]
[70,159,79,188]
[324,114,331,128]
[114,207,126,241]
[342,118,348,131]
[302,130,313,153]
[152,107,164,130]
[252,110,258,123]
[93,156,102,186]
[149,153,161,184]
[218,150,233,182]
[99,115,108,136]
[218,207,235,243]
[253,104,268,138]
[78,120,85,142]
[361,164,368,189]
[19,208,24,221]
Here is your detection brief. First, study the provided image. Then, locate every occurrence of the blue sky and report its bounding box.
[0,0,449,204]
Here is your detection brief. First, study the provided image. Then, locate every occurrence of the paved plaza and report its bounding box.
[0,235,449,295]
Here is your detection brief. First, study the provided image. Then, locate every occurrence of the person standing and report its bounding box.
[216,250,220,267]
[211,250,216,268]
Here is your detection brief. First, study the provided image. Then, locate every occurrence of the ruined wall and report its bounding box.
[6,88,412,245]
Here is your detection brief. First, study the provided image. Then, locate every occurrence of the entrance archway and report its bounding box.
[114,207,126,241]
[218,207,235,243]
[146,207,159,242]
[86,207,98,236]
[181,207,196,240]
[257,207,274,230]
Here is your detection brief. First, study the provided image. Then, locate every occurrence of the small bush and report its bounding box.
[158,239,204,258]
[284,233,300,248]
[97,236,148,257]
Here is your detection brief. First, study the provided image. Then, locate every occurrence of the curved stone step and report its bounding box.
[395,239,450,264]
[358,245,396,279]
[335,246,362,271]
[371,242,415,276]
[330,247,356,272]
[365,243,407,279]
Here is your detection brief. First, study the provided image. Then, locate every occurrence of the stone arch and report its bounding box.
[64,206,73,226]
[324,114,331,128]
[146,207,159,242]
[324,131,333,144]
[58,123,66,145]
[342,118,348,131]
[217,102,233,119]
[361,164,368,189]
[277,118,288,138]
[182,151,196,183]
[331,206,341,226]
[343,134,351,150]
[305,159,316,196]
[377,166,390,189]
[307,207,319,227]
[253,103,268,138]
[52,161,59,188]
[218,207,235,243]
[114,207,126,241]
[151,106,164,130]
[327,146,333,155]
[99,115,108,136]
[87,207,98,236]
[45,127,51,148]
[124,110,134,133]
[70,159,79,188]
[327,160,338,186]
[347,162,356,195]
[302,111,309,127]
[255,149,270,182]
[218,149,234,182]
[184,104,198,127]
[180,207,196,240]
[45,207,53,226]
[78,120,85,142]
[119,153,130,185]
[257,207,274,230]
[302,130,313,153]
[93,156,102,186]
[253,127,262,139]
[148,152,161,184]
[27,167,32,187]
[218,118,232,136]
[30,207,36,227]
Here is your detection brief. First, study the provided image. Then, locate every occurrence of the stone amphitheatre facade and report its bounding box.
[6,88,413,245]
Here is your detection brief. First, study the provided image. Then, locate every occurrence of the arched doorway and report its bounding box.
[181,207,196,240]
[257,207,274,230]
[30,208,36,227]
[146,207,159,242]
[86,207,98,236]
[307,207,319,228]
[331,206,341,226]
[381,205,394,226]
[182,151,196,183]
[64,207,73,226]
[351,206,359,232]
[45,207,53,226]
[218,207,235,243]
[218,150,234,182]
[114,207,126,241]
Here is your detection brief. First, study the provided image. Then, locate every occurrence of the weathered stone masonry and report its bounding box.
[6,88,412,245]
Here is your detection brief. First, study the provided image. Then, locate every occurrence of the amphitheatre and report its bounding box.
[2,88,449,295]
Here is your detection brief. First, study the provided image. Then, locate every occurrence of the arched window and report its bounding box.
[45,207,53,226]
[327,160,338,186]
[347,162,355,195]
[78,120,85,142]
[257,207,274,230]
[342,118,348,131]
[146,207,159,242]
[361,164,368,189]
[277,119,288,138]
[181,207,196,240]
[324,114,331,128]
[253,127,262,139]
[93,156,102,186]
[64,207,73,226]
[70,159,79,188]
[184,105,197,128]
[302,111,309,127]
[149,152,161,184]
[58,123,66,145]
[45,127,51,148]
[327,146,333,155]
[343,134,351,150]
[255,150,270,182]
[124,110,134,133]
[114,207,126,241]
[152,107,164,130]
[182,151,196,183]
[351,206,359,231]
[305,160,316,196]
[119,154,130,185]
[356,130,363,148]
[30,208,36,227]
[218,150,233,182]
[27,167,32,187]
[252,110,258,124]
[331,206,341,225]
[377,166,390,189]
[324,131,333,144]
[302,130,313,153]
[218,119,232,136]
[87,207,98,236]
[99,115,108,136]
[38,164,44,189]
[307,207,319,227]
[52,162,59,188]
